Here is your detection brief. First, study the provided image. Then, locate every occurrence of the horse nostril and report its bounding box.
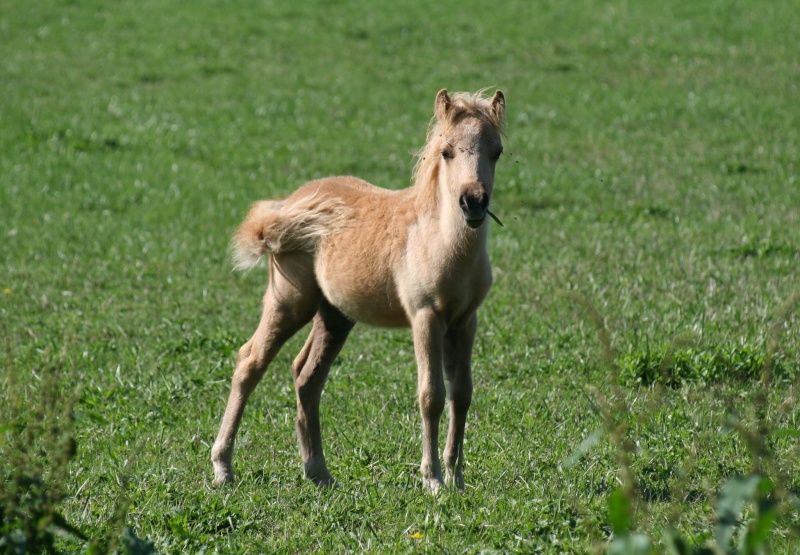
[460,191,489,218]
[459,193,471,212]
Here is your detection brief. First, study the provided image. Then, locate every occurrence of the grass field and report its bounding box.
[2,0,800,552]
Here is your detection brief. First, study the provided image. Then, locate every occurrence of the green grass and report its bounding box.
[2,0,800,552]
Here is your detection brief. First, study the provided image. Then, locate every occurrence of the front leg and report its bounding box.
[412,308,446,493]
[442,314,476,489]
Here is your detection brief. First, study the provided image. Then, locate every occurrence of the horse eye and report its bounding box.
[441,149,453,161]
[492,149,504,161]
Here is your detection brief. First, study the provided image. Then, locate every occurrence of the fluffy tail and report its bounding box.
[231,194,351,270]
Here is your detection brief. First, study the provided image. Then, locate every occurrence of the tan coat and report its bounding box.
[212,89,506,492]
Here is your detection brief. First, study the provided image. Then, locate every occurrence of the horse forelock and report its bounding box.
[412,90,505,189]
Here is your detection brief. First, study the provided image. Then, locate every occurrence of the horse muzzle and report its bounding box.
[459,188,489,228]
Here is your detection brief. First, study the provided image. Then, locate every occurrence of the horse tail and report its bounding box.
[231,194,351,270]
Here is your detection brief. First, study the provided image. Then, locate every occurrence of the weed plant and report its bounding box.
[0,347,84,553]
[566,294,800,554]
[0,331,155,554]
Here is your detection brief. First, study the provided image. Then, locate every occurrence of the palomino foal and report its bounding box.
[211,89,505,492]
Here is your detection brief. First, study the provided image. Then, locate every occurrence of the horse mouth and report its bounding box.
[465,215,486,229]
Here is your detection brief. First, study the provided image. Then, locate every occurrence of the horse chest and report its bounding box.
[399,250,492,323]
[437,264,491,317]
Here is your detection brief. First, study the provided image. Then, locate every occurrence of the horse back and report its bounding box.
[287,177,414,327]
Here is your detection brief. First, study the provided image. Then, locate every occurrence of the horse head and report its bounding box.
[432,89,505,229]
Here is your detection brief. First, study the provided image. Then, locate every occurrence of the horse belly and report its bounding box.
[316,251,409,328]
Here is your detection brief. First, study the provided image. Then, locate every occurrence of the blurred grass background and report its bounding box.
[2,0,799,552]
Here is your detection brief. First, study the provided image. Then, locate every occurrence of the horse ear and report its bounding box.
[435,89,451,121]
[490,90,506,122]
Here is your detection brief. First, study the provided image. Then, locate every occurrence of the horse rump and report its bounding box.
[231,193,351,270]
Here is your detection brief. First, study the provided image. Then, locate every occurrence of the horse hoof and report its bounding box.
[213,465,235,486]
[304,459,335,487]
[312,474,337,488]
[423,477,445,494]
[445,474,465,491]
[306,468,336,487]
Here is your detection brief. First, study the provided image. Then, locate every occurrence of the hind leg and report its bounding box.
[442,314,476,490]
[291,299,354,485]
[211,254,320,486]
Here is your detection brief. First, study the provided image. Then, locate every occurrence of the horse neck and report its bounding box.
[413,173,488,260]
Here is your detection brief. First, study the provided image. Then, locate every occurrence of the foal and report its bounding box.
[211,89,506,492]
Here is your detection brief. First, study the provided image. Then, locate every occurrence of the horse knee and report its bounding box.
[419,384,446,417]
[232,349,267,390]
[235,341,254,365]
